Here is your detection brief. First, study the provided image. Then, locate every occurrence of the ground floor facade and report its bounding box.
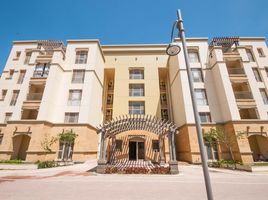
[0,119,268,167]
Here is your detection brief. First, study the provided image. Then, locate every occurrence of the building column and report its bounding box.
[168,131,179,174]
[159,136,165,166]
[97,131,107,174]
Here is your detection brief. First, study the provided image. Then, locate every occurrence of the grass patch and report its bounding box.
[253,162,268,166]
[0,160,23,164]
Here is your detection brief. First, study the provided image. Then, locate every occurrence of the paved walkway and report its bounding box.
[0,161,268,200]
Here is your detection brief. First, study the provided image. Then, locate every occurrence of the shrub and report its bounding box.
[124,167,150,174]
[150,166,170,174]
[37,161,58,169]
[105,167,119,174]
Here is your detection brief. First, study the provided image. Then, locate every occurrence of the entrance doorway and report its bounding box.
[12,135,31,160]
[248,135,268,161]
[129,141,145,160]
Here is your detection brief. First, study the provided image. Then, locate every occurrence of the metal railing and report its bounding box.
[234,91,253,99]
[27,93,43,101]
[33,71,49,78]
[227,68,245,75]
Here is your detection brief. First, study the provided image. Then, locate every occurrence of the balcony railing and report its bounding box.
[33,71,49,78]
[227,68,245,75]
[234,91,253,99]
[27,93,43,101]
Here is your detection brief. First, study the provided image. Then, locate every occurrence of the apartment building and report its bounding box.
[0,37,268,167]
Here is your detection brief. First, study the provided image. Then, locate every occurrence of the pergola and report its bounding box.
[96,114,179,174]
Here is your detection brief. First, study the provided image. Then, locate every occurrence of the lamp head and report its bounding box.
[166,43,181,56]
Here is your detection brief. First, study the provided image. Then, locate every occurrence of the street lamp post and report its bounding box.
[166,9,214,200]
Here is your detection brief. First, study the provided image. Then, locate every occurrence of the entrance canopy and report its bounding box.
[97,114,178,139]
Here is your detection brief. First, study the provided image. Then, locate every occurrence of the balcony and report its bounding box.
[21,109,38,120]
[233,91,253,100]
[33,70,49,78]
[239,108,259,120]
[227,68,245,76]
[27,93,43,101]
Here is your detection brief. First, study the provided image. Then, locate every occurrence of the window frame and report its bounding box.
[64,112,79,123]
[260,88,268,105]
[68,90,82,106]
[252,68,262,82]
[75,51,88,64]
[129,69,144,79]
[191,68,204,82]
[257,48,265,57]
[199,112,212,123]
[129,84,145,96]
[72,69,85,83]
[194,89,208,105]
[246,49,255,62]
[129,101,145,115]
[188,50,200,63]
[10,90,20,106]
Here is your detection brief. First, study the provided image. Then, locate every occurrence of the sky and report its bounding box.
[0,0,268,72]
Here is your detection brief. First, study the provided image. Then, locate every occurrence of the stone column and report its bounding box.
[168,131,179,174]
[97,131,107,174]
[159,136,165,166]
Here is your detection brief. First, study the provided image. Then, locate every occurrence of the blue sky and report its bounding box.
[0,0,267,72]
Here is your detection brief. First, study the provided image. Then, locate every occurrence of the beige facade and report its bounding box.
[0,37,268,165]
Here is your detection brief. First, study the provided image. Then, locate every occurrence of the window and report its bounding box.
[188,51,200,63]
[6,69,14,79]
[68,90,82,106]
[161,109,169,120]
[252,68,262,82]
[129,84,144,96]
[0,90,7,101]
[75,51,88,64]
[24,52,32,64]
[17,70,26,84]
[64,113,79,123]
[115,140,123,151]
[199,112,211,123]
[129,101,145,115]
[195,89,208,105]
[14,51,21,60]
[260,89,268,104]
[10,90,19,106]
[33,63,50,78]
[4,113,12,123]
[152,140,159,152]
[257,48,265,57]
[159,81,166,90]
[129,69,144,79]
[191,68,203,82]
[246,49,255,62]
[72,69,85,83]
[107,94,113,104]
[160,94,167,105]
[58,141,74,161]
[0,134,3,145]
[105,109,112,121]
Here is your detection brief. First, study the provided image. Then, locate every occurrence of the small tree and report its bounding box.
[204,127,245,161]
[41,136,58,152]
[58,129,78,143]
[41,130,78,152]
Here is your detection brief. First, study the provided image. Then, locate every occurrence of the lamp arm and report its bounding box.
[170,20,178,43]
